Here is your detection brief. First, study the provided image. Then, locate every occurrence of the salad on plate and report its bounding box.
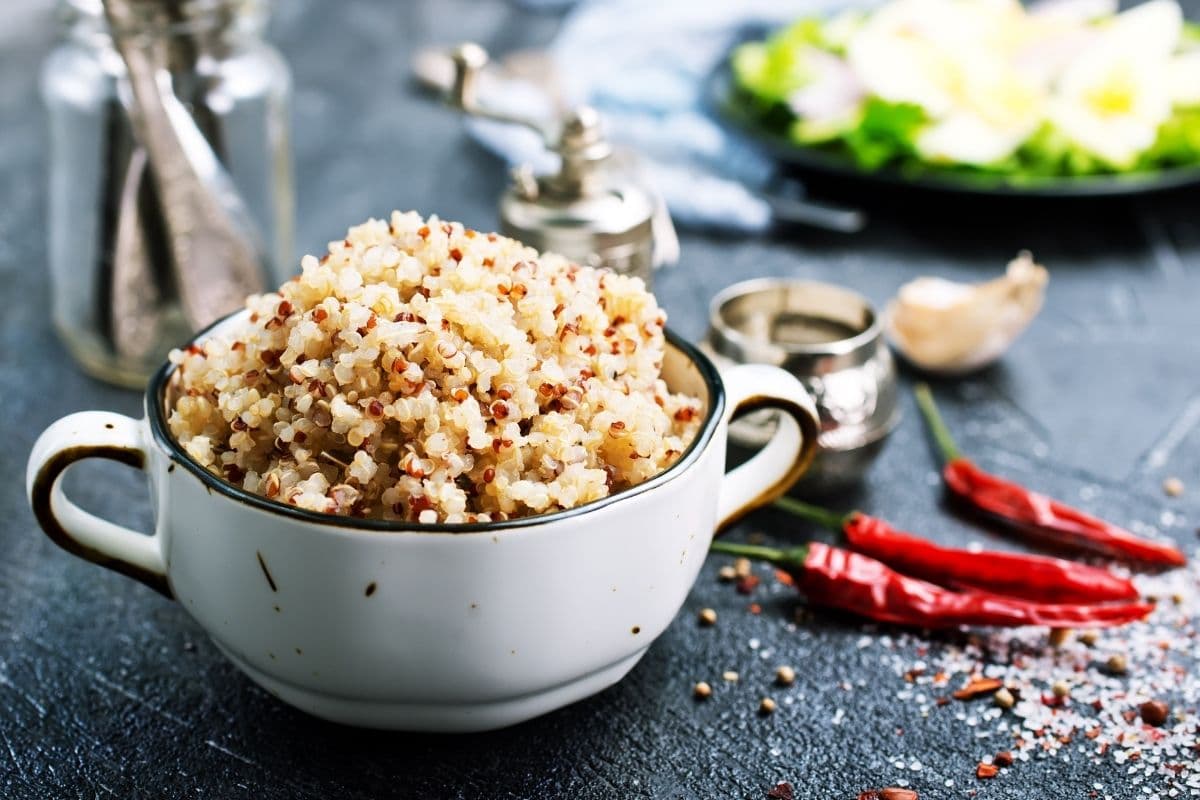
[730,0,1200,181]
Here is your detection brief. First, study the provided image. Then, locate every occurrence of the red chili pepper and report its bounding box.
[708,541,1153,629]
[774,497,1140,604]
[914,384,1186,568]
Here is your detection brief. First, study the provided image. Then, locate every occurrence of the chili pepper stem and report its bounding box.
[914,382,962,464]
[709,540,808,569]
[772,496,851,531]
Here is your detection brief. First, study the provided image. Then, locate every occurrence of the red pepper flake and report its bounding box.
[953,678,1003,700]
[976,763,999,780]
[748,603,762,615]
[935,696,950,707]
[774,569,794,586]
[993,751,1014,768]
[879,791,918,800]
[1041,693,1066,708]
[1084,727,1101,740]
[735,574,760,595]
[766,783,794,800]
[1122,709,1139,724]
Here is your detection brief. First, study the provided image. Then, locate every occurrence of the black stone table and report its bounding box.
[3,2,1199,798]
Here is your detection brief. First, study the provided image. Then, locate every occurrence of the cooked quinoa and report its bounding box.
[166,211,703,524]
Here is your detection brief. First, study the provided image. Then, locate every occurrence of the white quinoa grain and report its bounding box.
[167,212,702,522]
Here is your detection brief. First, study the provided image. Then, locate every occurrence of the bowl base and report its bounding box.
[215,643,649,732]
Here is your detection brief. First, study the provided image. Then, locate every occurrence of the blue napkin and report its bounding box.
[466,0,847,233]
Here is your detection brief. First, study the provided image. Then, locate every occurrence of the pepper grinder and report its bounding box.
[446,43,672,285]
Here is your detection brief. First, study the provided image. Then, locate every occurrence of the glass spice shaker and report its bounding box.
[41,0,294,387]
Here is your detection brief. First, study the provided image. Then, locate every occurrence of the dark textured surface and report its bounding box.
[3,2,1200,798]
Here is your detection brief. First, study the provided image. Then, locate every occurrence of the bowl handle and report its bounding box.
[25,411,171,598]
[716,365,819,532]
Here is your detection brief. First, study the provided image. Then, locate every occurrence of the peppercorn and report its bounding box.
[698,608,718,627]
[717,565,737,582]
[722,671,739,683]
[734,557,752,578]
[1049,628,1072,647]
[1078,629,1100,646]
[775,665,796,687]
[1052,680,1071,699]
[993,687,1015,709]
[1139,700,1169,727]
[758,697,776,715]
[693,681,712,700]
[1106,654,1128,675]
[1164,477,1185,497]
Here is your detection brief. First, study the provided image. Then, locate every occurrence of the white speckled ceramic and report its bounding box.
[27,311,819,731]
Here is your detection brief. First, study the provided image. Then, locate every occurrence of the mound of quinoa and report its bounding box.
[166,211,703,524]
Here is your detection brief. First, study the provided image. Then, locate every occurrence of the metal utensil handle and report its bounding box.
[104,0,267,331]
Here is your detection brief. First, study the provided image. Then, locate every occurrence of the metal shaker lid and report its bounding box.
[444,44,659,261]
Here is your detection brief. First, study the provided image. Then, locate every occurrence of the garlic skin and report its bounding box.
[884,252,1048,374]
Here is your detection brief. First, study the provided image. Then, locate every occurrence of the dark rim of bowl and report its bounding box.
[147,312,727,534]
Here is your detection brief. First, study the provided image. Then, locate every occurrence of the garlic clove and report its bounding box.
[884,251,1048,375]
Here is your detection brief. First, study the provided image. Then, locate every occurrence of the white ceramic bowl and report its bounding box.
[27,311,819,731]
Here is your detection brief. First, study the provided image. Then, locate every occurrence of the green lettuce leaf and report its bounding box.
[839,100,926,170]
